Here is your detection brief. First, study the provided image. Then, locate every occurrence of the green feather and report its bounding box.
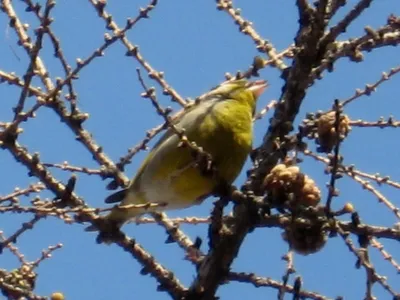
[88,79,267,232]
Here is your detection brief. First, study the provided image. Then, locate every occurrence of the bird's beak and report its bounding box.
[247,80,268,98]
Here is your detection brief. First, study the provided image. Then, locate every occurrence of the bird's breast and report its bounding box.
[195,100,253,182]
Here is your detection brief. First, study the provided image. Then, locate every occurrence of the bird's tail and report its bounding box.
[85,188,131,232]
[85,205,132,232]
[85,189,164,243]
[85,206,136,244]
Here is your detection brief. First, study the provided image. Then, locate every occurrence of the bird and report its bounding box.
[86,79,268,237]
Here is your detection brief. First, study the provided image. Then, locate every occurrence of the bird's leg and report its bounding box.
[191,147,217,178]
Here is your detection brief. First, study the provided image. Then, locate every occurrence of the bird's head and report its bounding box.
[210,79,268,114]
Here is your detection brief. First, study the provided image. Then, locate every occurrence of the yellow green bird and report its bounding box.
[87,79,267,233]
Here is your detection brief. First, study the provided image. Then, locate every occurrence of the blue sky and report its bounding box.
[0,1,399,299]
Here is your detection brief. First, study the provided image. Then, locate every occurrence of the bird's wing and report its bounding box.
[103,96,220,204]
[153,95,221,148]
[135,97,219,170]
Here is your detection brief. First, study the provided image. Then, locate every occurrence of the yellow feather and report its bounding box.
[91,79,267,231]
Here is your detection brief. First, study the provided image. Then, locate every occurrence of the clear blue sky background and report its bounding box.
[1,1,399,299]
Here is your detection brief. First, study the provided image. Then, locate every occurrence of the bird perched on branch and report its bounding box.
[86,79,268,239]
